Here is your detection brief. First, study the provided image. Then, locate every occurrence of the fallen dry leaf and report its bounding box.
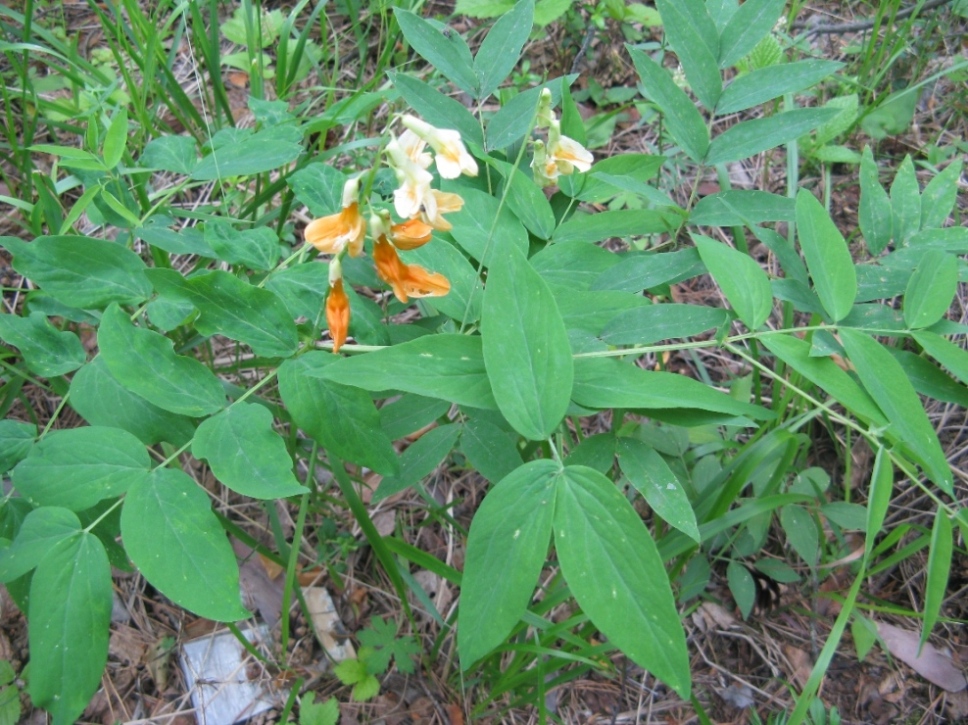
[782,644,813,688]
[876,621,968,692]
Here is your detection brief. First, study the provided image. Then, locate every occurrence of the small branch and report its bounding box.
[790,0,956,36]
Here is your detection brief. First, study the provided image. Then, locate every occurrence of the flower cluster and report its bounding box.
[304,115,478,352]
[531,88,594,188]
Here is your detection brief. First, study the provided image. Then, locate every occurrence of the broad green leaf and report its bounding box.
[600,302,728,345]
[531,240,621,291]
[448,188,528,265]
[690,191,795,226]
[866,447,893,555]
[718,0,785,68]
[389,73,484,148]
[191,135,302,180]
[906,227,968,251]
[1,235,151,309]
[474,0,534,98]
[0,507,80,582]
[555,465,689,696]
[265,262,329,320]
[70,357,195,446]
[459,459,560,667]
[780,504,818,565]
[287,163,346,217]
[457,0,568,23]
[573,358,771,419]
[626,46,709,162]
[726,560,756,619]
[821,502,867,531]
[618,438,699,542]
[760,334,886,425]
[890,155,921,246]
[810,93,858,147]
[136,224,214,257]
[485,80,564,150]
[405,237,484,324]
[921,509,952,651]
[154,270,298,358]
[140,135,197,175]
[716,60,843,114]
[121,467,249,621]
[913,331,968,386]
[655,0,721,109]
[0,420,35,474]
[98,304,226,417]
[394,10,479,96]
[556,290,651,335]
[380,394,450,439]
[552,208,676,243]
[572,154,665,203]
[192,403,308,499]
[278,353,398,475]
[0,311,85,377]
[839,329,952,493]
[795,190,857,322]
[102,107,128,169]
[706,108,839,165]
[591,248,705,292]
[564,432,615,472]
[28,533,111,725]
[204,220,281,271]
[859,146,893,254]
[481,246,573,440]
[12,426,150,511]
[375,424,460,501]
[904,249,958,329]
[490,158,556,239]
[921,159,962,230]
[855,262,911,302]
[694,234,772,330]
[460,416,525,483]
[317,334,496,409]
[892,347,968,408]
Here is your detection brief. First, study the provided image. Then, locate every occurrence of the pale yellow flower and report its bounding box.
[386,136,436,220]
[548,120,593,175]
[400,115,478,179]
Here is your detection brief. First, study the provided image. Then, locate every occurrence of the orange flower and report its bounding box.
[373,237,449,303]
[304,177,366,257]
[389,217,433,250]
[326,261,350,353]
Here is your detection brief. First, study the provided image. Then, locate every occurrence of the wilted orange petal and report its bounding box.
[305,202,365,255]
[402,266,450,298]
[373,237,411,302]
[326,278,350,353]
[390,217,433,250]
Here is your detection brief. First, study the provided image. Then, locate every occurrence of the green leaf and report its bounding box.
[780,504,819,565]
[481,246,573,440]
[485,80,564,150]
[716,60,843,114]
[552,208,676,244]
[795,190,857,322]
[903,249,958,329]
[317,334,496,409]
[403,239,485,324]
[12,426,150,511]
[191,134,303,181]
[890,155,921,246]
[626,46,709,162]
[28,533,111,725]
[287,163,346,217]
[1,235,151,309]
[474,0,533,97]
[706,108,839,165]
[394,9,479,97]
[532,240,621,291]
[278,353,398,474]
[913,331,968,386]
[694,234,773,330]
[0,311,85,377]
[265,262,328,320]
[556,465,689,696]
[556,290,650,335]
[866,447,893,555]
[760,334,886,425]
[655,0,721,109]
[449,188,528,265]
[140,135,197,175]
[459,416,524,483]
[389,73,484,148]
[375,424,460,501]
[718,0,785,68]
[98,304,226,417]
[459,460,559,667]
[299,693,340,725]
[839,329,952,493]
[859,146,893,255]
[690,190,795,225]
[573,358,771,419]
[192,403,308,499]
[490,158,556,239]
[571,154,665,203]
[617,438,699,542]
[136,224,214,256]
[921,509,952,651]
[921,159,962,230]
[0,420,36,474]
[564,432,615,472]
[600,302,728,345]
[121,467,250,621]
[0,507,81,582]
[726,560,756,619]
[204,220,281,271]
[69,357,195,446]
[592,248,705,292]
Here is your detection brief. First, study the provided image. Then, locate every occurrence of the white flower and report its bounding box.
[386,136,436,219]
[400,114,478,179]
[548,120,593,175]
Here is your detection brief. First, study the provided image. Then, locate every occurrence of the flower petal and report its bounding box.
[326,278,350,353]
